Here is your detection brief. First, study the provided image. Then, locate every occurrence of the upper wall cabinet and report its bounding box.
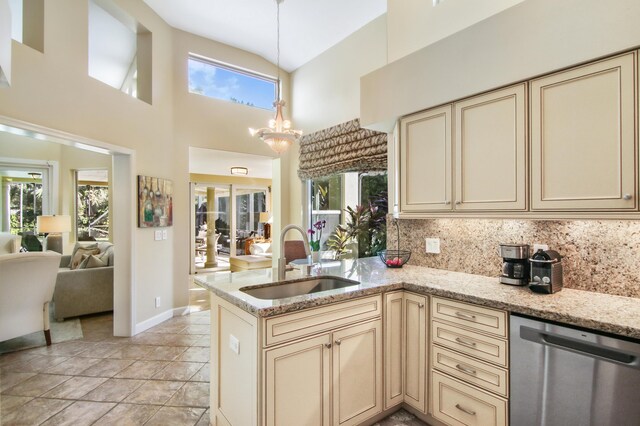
[454,84,527,211]
[530,52,637,211]
[400,105,452,212]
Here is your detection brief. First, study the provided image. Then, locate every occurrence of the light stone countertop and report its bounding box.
[193,257,640,339]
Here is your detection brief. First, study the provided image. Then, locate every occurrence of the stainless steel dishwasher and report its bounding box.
[510,314,640,426]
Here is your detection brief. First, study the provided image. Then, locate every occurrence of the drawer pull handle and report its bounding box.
[455,404,476,416]
[324,343,332,349]
[335,339,342,346]
[455,311,477,321]
[419,303,425,308]
[455,363,477,375]
[455,337,477,348]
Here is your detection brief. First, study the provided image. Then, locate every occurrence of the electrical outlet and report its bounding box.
[229,334,240,355]
[155,297,161,308]
[162,230,168,240]
[154,230,162,241]
[533,243,549,253]
[426,238,441,254]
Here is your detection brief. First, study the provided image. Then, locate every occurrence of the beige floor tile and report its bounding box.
[31,341,96,357]
[41,376,108,399]
[107,345,156,360]
[152,362,203,381]
[143,346,187,361]
[123,380,184,405]
[40,400,116,426]
[0,397,71,425]
[82,378,145,402]
[195,409,210,426]
[180,325,210,335]
[92,403,160,426]
[3,374,72,397]
[0,394,33,415]
[165,382,209,408]
[114,360,170,380]
[6,355,70,373]
[190,363,210,382]
[75,343,124,358]
[146,324,187,334]
[0,371,37,393]
[0,351,40,368]
[144,406,205,426]
[46,357,102,375]
[79,359,135,378]
[176,347,210,363]
[157,334,202,347]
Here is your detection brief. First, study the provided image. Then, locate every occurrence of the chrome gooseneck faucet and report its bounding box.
[278,224,311,280]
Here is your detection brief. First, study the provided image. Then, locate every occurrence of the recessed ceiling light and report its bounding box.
[231,167,248,175]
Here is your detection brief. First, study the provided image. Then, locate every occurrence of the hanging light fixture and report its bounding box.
[249,0,302,154]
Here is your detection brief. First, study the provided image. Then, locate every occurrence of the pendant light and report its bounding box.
[249,0,302,154]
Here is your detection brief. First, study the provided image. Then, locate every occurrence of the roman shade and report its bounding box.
[297,118,387,180]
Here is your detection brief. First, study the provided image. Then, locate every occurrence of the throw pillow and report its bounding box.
[69,242,99,267]
[98,246,114,266]
[78,254,108,269]
[70,247,100,270]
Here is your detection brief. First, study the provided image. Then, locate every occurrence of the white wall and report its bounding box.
[287,15,388,228]
[387,0,525,63]
[0,0,11,85]
[362,0,640,131]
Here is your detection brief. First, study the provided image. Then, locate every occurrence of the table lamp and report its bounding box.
[37,215,71,254]
[259,212,272,240]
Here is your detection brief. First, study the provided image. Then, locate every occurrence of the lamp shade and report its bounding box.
[259,212,270,223]
[37,215,71,233]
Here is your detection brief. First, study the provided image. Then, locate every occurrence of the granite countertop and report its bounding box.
[193,257,640,339]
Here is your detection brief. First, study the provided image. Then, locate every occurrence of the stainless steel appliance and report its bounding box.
[510,314,640,426]
[499,244,529,285]
[529,249,563,293]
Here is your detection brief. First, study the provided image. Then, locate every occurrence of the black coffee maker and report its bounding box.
[499,244,529,286]
[529,249,563,294]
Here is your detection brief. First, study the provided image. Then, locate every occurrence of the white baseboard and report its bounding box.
[134,305,189,335]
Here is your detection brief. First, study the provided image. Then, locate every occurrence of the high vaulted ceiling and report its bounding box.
[143,0,387,72]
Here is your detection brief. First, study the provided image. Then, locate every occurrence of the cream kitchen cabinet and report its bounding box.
[384,291,428,414]
[453,84,527,211]
[211,294,383,426]
[530,51,637,211]
[400,105,452,212]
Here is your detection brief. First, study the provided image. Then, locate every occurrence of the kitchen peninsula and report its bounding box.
[195,258,640,426]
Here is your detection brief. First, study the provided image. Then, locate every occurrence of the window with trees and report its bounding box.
[8,177,42,235]
[76,170,109,241]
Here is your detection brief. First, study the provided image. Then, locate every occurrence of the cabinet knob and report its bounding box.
[444,200,451,205]
[455,200,461,205]
[334,339,342,346]
[419,303,425,308]
[624,194,632,200]
[324,343,332,349]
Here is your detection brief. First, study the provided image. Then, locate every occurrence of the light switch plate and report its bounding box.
[229,334,240,355]
[154,230,162,241]
[426,238,441,254]
[155,297,161,308]
[162,230,168,240]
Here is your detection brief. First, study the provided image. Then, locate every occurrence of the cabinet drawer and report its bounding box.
[264,295,382,347]
[432,345,508,397]
[432,297,507,338]
[431,371,507,426]
[432,321,508,367]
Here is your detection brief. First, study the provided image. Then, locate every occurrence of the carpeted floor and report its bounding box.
[0,304,83,354]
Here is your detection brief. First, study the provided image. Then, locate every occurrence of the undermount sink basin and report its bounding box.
[240,277,360,300]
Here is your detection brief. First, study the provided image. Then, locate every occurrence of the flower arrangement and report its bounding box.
[308,220,326,252]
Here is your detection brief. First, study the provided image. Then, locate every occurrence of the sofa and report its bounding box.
[53,242,114,321]
[0,232,22,255]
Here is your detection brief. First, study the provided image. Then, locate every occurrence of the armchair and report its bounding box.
[0,251,62,345]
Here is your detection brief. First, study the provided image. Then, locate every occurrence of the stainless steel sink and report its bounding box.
[240,277,360,300]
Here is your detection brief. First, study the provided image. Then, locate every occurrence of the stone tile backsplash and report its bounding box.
[388,218,640,299]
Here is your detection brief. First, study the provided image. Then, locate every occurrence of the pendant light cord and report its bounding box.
[276,0,281,102]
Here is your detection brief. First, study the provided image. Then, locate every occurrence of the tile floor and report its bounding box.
[1,306,425,425]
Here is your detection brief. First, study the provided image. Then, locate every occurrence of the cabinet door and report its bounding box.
[454,84,527,211]
[333,320,383,426]
[403,292,428,413]
[400,105,453,212]
[264,334,331,426]
[530,52,637,211]
[384,292,404,409]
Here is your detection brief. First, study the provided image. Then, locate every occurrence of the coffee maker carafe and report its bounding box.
[499,244,529,286]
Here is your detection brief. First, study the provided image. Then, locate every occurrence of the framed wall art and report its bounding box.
[138,175,173,227]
